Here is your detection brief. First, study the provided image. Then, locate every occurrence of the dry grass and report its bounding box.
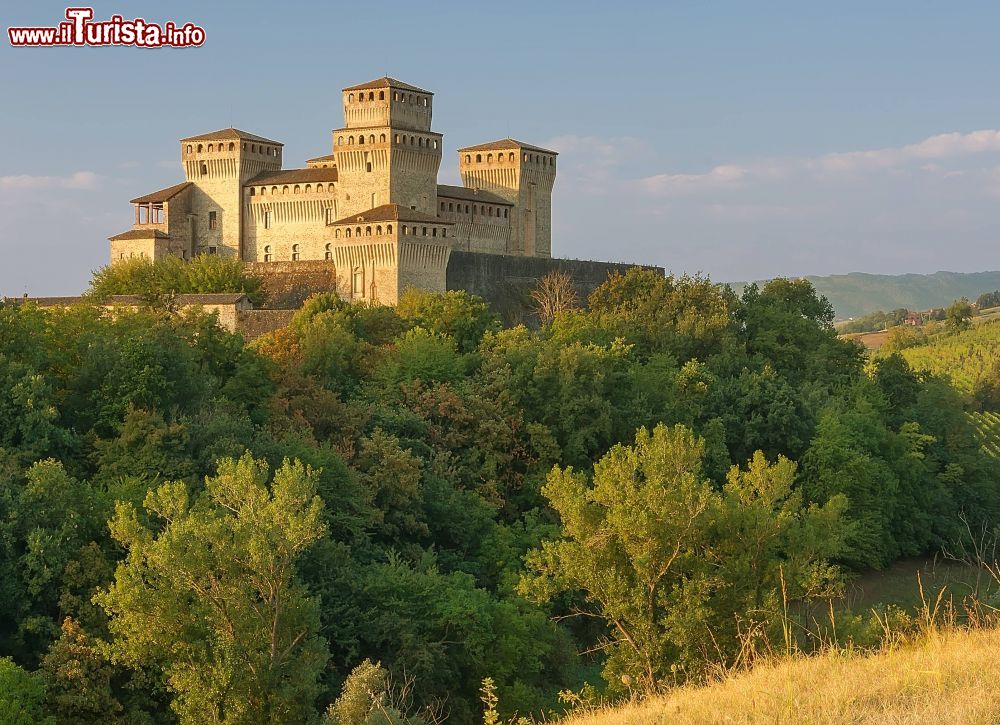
[556,627,1000,724]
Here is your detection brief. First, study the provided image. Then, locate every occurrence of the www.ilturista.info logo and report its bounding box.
[8,7,205,48]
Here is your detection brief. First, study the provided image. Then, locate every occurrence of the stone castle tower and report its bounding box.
[109,76,557,304]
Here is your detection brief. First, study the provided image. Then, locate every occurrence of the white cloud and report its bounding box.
[636,129,1000,196]
[0,171,101,191]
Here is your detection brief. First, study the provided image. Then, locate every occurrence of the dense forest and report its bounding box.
[1,263,997,723]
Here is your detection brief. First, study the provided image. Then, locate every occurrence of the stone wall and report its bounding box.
[236,309,297,340]
[247,260,339,308]
[446,252,663,325]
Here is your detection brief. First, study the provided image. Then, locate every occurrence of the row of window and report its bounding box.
[185,142,279,156]
[249,183,334,196]
[347,90,429,106]
[440,200,509,218]
[336,133,439,149]
[465,151,554,166]
[262,243,333,262]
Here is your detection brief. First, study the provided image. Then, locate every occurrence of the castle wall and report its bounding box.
[245,260,340,309]
[445,251,662,323]
[245,185,339,262]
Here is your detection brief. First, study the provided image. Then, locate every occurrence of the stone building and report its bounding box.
[110,76,648,307]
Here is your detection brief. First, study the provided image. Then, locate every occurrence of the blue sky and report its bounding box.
[3,1,1000,294]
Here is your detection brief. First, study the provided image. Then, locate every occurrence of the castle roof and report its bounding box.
[306,154,337,164]
[248,167,339,186]
[108,229,170,241]
[343,76,432,95]
[130,181,192,205]
[458,138,558,155]
[437,184,512,206]
[180,128,283,146]
[331,204,451,226]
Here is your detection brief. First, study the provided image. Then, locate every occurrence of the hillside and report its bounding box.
[730,270,1000,320]
[557,627,1000,725]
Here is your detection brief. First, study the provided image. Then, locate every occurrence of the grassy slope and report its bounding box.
[729,270,1000,320]
[558,627,1000,724]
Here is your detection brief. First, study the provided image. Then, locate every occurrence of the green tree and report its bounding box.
[0,656,54,725]
[96,454,329,723]
[520,424,844,692]
[88,255,266,306]
[945,297,974,332]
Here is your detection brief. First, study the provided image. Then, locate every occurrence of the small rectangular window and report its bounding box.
[264,211,271,229]
[208,211,218,230]
[207,246,218,255]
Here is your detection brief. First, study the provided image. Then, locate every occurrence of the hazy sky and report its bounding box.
[3,1,1000,295]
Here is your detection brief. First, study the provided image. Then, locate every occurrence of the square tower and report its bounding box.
[332,78,442,218]
[458,140,557,258]
[180,129,283,257]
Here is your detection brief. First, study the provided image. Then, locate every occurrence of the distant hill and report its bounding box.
[728,271,1000,320]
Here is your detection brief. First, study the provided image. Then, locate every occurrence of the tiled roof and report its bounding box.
[437,184,512,205]
[180,128,283,145]
[108,229,170,241]
[306,154,337,163]
[130,181,192,204]
[248,167,339,185]
[343,76,432,94]
[331,204,450,226]
[19,293,249,307]
[458,138,558,155]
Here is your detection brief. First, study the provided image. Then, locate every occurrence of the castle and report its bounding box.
[110,76,565,305]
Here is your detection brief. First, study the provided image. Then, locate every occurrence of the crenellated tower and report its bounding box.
[458,140,556,257]
[180,129,283,257]
[332,77,442,218]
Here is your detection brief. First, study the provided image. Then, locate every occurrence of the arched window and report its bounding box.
[442,229,446,238]
[386,224,392,234]
[271,186,278,194]
[509,152,514,162]
[349,93,354,102]
[440,201,445,210]
[291,243,300,261]
[524,153,528,162]
[369,135,375,144]
[432,228,437,237]
[200,163,208,175]
[264,245,272,262]
[325,242,332,260]
[419,138,424,147]
[249,188,256,196]
[260,187,266,196]
[422,97,428,107]
[368,92,374,101]
[421,226,427,236]
[208,144,214,152]
[379,90,384,100]
[282,186,289,195]
[394,134,400,143]
[476,154,482,162]
[489,207,494,216]
[356,227,362,236]
[335,229,341,238]
[504,208,509,218]
[229,142,235,151]
[294,185,301,194]
[465,204,469,213]
[465,154,471,163]
[380,133,386,142]
[346,228,352,238]
[358,135,364,145]
[487,153,493,162]
[433,140,438,149]
[305,184,311,193]
[197,144,203,152]
[349,136,354,144]
[394,92,399,101]
[410,136,415,145]
[365,226,372,236]
[408,94,414,103]
[376,225,382,235]
[251,144,257,153]
[338,136,344,145]
[186,144,192,153]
